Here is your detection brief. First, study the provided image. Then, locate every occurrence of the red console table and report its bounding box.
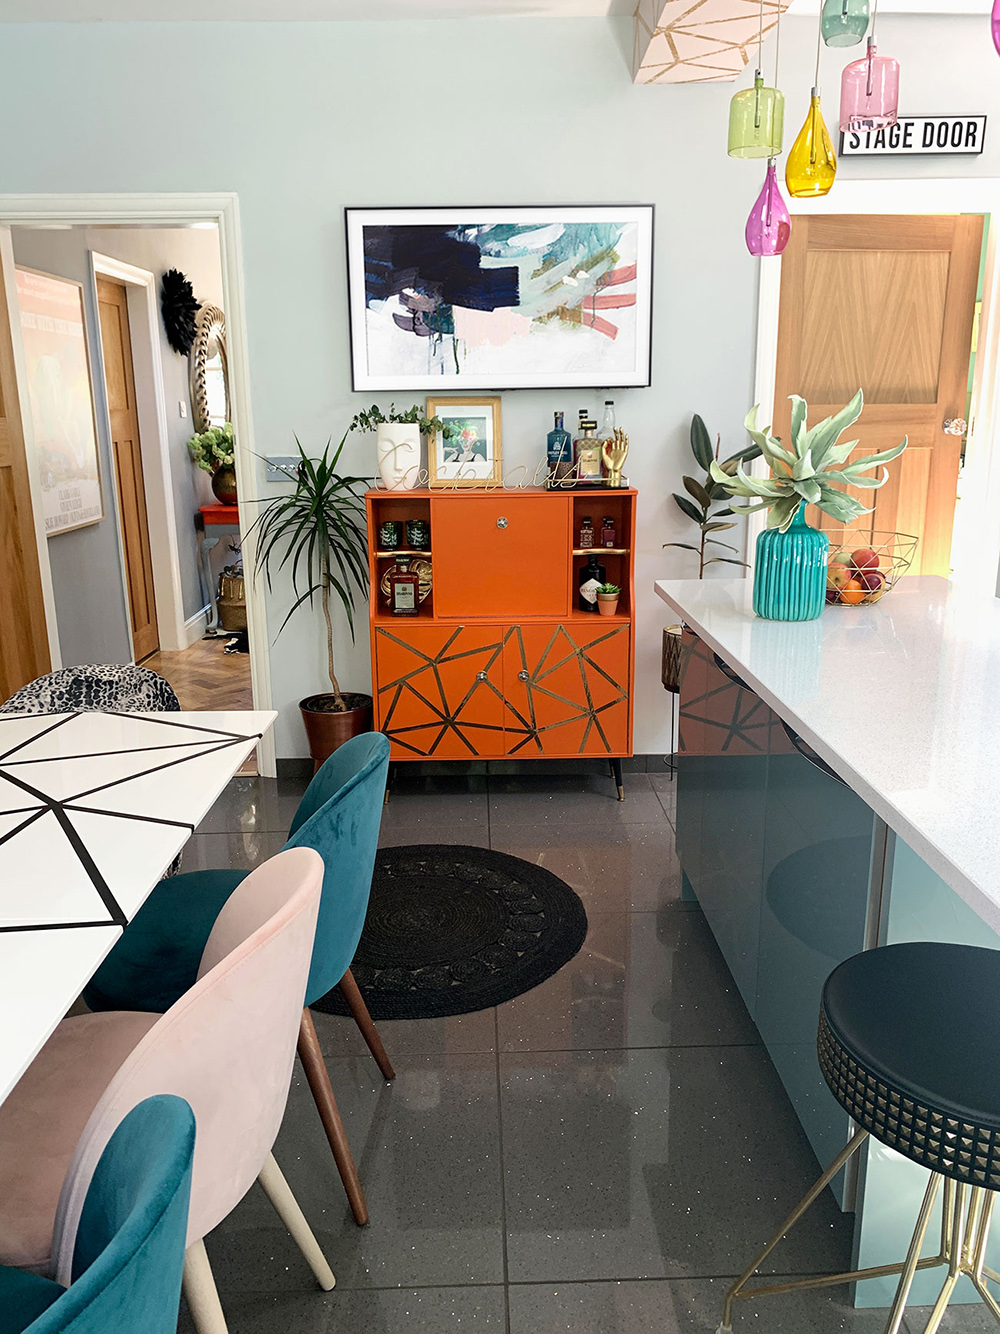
[197,503,240,637]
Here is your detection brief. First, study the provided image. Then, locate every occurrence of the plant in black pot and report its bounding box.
[251,435,371,770]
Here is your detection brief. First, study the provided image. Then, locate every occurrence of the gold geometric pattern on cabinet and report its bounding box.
[633,0,790,84]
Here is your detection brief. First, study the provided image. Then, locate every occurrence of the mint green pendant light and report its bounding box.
[821,0,870,46]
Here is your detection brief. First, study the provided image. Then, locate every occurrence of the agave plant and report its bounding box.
[663,414,762,577]
[710,389,907,532]
[248,434,369,710]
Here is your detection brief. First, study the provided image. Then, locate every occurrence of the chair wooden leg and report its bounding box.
[338,968,395,1080]
[297,1008,369,1226]
[182,1239,229,1334]
[258,1152,336,1291]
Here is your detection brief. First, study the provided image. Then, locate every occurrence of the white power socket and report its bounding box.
[179,400,187,419]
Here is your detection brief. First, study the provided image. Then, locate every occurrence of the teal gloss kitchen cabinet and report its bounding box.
[677,629,877,1189]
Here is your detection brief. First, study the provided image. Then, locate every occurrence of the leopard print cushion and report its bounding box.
[0,664,180,715]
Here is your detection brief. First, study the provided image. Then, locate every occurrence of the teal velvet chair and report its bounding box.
[84,731,392,1227]
[0,1094,194,1334]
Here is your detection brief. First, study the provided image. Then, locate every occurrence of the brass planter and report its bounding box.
[662,625,683,694]
[299,692,374,772]
[211,465,238,506]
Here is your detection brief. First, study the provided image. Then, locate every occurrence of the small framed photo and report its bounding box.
[426,396,502,488]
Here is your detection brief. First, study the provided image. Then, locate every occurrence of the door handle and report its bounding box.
[943,417,968,436]
[497,516,509,529]
[517,670,529,682]
[476,671,488,681]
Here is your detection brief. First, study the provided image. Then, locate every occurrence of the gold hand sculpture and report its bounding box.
[601,427,629,489]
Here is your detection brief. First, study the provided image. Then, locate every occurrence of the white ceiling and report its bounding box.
[0,0,631,18]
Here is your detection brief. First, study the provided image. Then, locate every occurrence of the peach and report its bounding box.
[827,561,853,591]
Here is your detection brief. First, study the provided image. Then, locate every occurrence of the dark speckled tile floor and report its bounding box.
[176,766,976,1334]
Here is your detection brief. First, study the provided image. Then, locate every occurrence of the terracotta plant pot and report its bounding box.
[211,465,238,506]
[300,692,374,772]
[597,592,620,617]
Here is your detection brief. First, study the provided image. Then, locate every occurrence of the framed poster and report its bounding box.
[15,268,104,536]
[346,206,654,391]
[426,395,502,488]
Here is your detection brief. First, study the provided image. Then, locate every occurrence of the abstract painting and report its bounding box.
[15,268,104,535]
[346,207,654,391]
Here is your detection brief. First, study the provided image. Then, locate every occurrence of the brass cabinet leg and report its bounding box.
[609,757,624,801]
[338,969,395,1081]
[297,1009,369,1226]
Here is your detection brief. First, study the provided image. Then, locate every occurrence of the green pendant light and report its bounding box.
[728,0,785,158]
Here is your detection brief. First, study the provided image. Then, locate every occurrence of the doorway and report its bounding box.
[0,194,275,776]
[96,276,159,661]
[752,179,1000,598]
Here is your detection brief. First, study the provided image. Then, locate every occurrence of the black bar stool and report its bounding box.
[719,941,1000,1334]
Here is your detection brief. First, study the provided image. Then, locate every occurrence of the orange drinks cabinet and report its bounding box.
[366,488,637,781]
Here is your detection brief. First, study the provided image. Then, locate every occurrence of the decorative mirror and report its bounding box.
[190,304,230,432]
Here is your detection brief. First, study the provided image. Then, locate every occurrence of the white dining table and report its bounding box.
[0,708,277,1104]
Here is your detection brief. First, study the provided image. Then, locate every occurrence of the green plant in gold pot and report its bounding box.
[711,389,907,621]
[188,422,237,505]
[249,434,372,769]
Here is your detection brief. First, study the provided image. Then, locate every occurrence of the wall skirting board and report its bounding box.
[183,607,210,648]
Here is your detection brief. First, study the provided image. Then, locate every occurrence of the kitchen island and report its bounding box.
[654,574,1000,1308]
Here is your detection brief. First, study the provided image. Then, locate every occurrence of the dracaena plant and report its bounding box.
[663,414,762,577]
[710,389,907,532]
[248,435,369,711]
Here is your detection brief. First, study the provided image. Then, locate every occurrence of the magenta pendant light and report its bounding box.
[992,0,1000,55]
[746,160,791,256]
[840,35,899,130]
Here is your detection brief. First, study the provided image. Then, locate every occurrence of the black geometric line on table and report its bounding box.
[1,738,245,766]
[0,713,261,935]
[0,712,76,764]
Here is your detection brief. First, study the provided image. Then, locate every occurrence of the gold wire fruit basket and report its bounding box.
[825,531,918,606]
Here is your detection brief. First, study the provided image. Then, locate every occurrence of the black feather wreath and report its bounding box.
[161,269,201,356]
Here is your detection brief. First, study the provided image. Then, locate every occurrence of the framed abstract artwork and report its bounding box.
[15,268,104,536]
[345,206,654,391]
[426,395,502,488]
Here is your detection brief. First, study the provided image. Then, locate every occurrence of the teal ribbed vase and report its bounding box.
[753,507,829,620]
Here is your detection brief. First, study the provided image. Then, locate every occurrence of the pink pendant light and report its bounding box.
[839,0,898,133]
[746,160,791,256]
[992,0,1000,55]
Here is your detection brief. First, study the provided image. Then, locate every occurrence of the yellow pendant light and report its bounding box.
[786,88,837,197]
[785,19,837,199]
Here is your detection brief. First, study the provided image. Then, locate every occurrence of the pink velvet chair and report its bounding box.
[0,847,332,1334]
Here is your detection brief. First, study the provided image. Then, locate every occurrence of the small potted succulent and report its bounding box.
[188,422,237,504]
[597,583,621,616]
[350,403,454,491]
[250,433,372,768]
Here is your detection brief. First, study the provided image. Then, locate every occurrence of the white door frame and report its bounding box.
[750,177,1000,596]
[0,193,275,776]
[90,252,189,655]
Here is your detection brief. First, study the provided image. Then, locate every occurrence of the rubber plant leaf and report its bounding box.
[683,476,712,509]
[673,493,705,524]
[690,414,714,471]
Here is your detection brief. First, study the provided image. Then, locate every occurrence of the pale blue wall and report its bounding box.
[0,15,993,754]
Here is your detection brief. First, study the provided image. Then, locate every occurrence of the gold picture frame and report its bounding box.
[426,395,502,488]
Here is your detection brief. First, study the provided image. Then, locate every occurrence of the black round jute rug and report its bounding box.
[310,844,588,1021]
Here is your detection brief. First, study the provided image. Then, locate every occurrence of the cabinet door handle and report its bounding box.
[477,671,488,681]
[779,720,847,787]
[517,669,529,682]
[497,516,509,529]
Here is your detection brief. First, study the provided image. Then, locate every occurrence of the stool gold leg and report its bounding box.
[882,1173,942,1334]
[921,1183,967,1334]
[717,1128,870,1333]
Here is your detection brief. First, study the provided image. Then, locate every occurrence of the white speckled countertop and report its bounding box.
[654,575,1000,932]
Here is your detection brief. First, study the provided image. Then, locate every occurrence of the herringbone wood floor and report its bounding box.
[144,636,252,711]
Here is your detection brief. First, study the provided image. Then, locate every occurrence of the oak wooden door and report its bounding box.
[97,279,158,661]
[0,246,50,701]
[774,215,983,574]
[503,622,630,757]
[374,623,505,758]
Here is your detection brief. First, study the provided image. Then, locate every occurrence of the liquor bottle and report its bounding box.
[575,420,602,481]
[598,401,617,482]
[547,411,573,480]
[601,516,616,548]
[578,552,607,613]
[388,555,420,615]
[579,516,595,548]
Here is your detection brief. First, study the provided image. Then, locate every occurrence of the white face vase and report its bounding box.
[376,423,421,491]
